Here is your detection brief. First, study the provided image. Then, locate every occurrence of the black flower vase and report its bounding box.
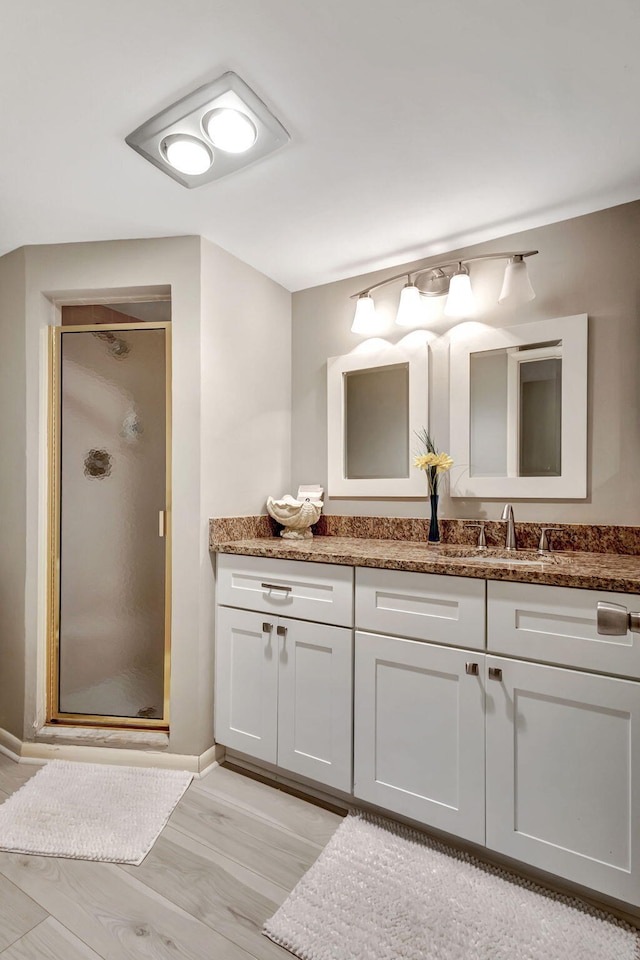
[428,493,440,542]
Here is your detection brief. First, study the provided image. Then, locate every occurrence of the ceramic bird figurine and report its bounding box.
[266,493,323,539]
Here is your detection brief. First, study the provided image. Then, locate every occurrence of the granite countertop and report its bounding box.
[210,535,640,595]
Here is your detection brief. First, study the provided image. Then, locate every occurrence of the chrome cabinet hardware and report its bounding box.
[276,625,288,638]
[467,522,486,548]
[597,601,640,636]
[465,662,479,675]
[262,622,272,633]
[538,527,562,554]
[488,666,503,681]
[261,582,292,593]
[501,504,517,551]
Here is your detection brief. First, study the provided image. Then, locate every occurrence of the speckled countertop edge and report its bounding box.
[210,535,640,595]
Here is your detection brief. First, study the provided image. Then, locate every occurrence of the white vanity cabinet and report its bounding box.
[215,551,640,908]
[351,566,640,906]
[354,632,486,844]
[215,555,354,791]
[485,654,640,906]
[484,579,640,905]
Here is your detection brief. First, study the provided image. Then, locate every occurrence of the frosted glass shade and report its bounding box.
[396,284,425,327]
[499,258,536,305]
[205,108,257,153]
[351,295,381,335]
[445,273,476,318]
[163,136,212,175]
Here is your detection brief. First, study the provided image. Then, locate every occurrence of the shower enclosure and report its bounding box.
[47,311,171,729]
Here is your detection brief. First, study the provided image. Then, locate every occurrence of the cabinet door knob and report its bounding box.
[597,601,640,636]
[262,622,272,633]
[465,662,479,676]
[488,666,503,681]
[276,625,287,638]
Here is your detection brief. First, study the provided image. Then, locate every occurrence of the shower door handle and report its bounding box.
[158,510,166,537]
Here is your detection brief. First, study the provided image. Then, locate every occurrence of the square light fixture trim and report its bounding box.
[125,71,290,188]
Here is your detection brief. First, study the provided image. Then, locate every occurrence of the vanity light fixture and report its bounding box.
[125,71,289,188]
[350,250,538,334]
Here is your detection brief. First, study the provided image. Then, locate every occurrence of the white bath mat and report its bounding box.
[264,812,640,960]
[0,760,192,865]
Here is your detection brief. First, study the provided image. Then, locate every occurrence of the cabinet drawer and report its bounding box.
[355,567,486,649]
[488,580,640,677]
[217,554,353,626]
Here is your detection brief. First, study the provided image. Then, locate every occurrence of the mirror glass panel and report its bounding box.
[519,355,562,476]
[344,363,409,479]
[470,341,562,479]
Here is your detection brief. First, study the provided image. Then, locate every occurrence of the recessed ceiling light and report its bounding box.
[125,71,289,188]
[162,135,213,175]
[204,108,257,153]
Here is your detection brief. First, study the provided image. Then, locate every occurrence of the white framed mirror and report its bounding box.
[449,314,587,498]
[327,340,428,497]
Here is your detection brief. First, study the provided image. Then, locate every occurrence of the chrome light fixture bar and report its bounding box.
[349,250,538,333]
[126,71,290,188]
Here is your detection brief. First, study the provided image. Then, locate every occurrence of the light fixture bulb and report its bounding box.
[498,256,536,305]
[444,270,476,318]
[351,294,381,335]
[205,108,257,153]
[162,136,213,175]
[396,283,425,327]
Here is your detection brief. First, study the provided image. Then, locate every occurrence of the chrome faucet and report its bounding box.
[501,503,517,551]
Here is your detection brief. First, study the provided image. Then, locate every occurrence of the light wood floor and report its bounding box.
[0,753,343,959]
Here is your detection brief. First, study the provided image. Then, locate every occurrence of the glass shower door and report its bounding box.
[51,323,169,726]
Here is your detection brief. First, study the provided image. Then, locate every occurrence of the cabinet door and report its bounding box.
[354,632,485,844]
[277,619,353,791]
[486,655,640,905]
[214,608,278,762]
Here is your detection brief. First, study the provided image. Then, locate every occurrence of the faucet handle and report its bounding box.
[538,527,563,554]
[467,521,486,548]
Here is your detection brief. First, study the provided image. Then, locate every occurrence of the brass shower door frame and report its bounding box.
[46,321,172,730]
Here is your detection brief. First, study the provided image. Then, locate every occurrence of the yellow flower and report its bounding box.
[413,453,437,470]
[433,453,454,474]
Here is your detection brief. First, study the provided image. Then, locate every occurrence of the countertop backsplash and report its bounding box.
[209,514,640,556]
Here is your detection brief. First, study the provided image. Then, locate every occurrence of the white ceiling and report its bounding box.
[1,0,639,291]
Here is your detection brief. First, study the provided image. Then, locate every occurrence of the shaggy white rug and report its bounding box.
[0,760,192,865]
[264,812,640,960]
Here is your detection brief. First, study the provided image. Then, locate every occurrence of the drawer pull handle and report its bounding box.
[488,667,503,681]
[262,622,272,633]
[465,662,479,676]
[597,601,640,636]
[261,582,292,593]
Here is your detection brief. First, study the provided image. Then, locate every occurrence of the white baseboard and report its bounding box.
[0,728,22,763]
[0,727,224,775]
[196,744,223,779]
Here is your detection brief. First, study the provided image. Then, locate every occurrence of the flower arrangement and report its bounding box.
[413,428,454,495]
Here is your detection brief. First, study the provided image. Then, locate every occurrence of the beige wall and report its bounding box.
[0,248,26,738]
[292,200,640,525]
[199,237,291,754]
[1,235,292,755]
[22,237,205,752]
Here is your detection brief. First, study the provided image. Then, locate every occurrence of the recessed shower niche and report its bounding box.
[48,300,171,729]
